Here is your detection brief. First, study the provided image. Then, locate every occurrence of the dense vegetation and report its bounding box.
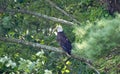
[0,0,120,74]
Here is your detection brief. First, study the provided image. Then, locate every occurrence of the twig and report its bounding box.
[45,0,80,25]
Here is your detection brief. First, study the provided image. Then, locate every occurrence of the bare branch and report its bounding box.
[0,37,100,74]
[4,9,74,25]
[0,37,63,53]
[45,0,80,25]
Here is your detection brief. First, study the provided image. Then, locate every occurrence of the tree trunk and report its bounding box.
[100,0,120,15]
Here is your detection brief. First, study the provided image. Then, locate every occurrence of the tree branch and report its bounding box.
[3,9,74,25]
[45,0,80,25]
[0,37,100,74]
[0,37,63,53]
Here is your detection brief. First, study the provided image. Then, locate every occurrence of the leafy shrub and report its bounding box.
[73,14,120,60]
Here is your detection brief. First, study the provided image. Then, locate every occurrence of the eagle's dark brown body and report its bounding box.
[57,32,72,55]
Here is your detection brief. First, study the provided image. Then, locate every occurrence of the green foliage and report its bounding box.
[0,0,119,74]
[73,14,120,60]
[0,51,49,74]
[96,55,120,74]
[64,0,108,22]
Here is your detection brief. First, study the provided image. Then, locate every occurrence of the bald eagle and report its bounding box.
[56,25,72,55]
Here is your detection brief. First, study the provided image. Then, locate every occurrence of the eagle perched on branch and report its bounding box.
[56,25,72,55]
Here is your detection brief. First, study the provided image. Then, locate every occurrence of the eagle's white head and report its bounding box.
[57,25,63,32]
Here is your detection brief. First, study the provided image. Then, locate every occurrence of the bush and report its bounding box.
[73,14,120,60]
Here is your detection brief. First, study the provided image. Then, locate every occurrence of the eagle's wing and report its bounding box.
[57,32,72,55]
